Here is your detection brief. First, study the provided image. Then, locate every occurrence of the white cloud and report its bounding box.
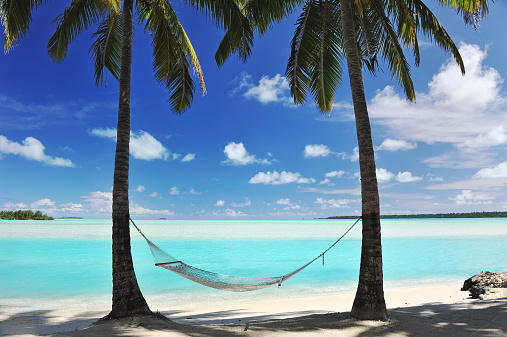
[304,144,331,158]
[461,126,507,148]
[473,161,507,179]
[242,73,292,105]
[148,192,159,198]
[90,128,171,161]
[347,147,359,162]
[190,188,202,195]
[325,170,346,178]
[130,203,174,216]
[231,198,251,207]
[168,186,180,195]
[396,172,423,183]
[181,153,196,162]
[450,190,495,205]
[376,138,417,152]
[319,178,332,185]
[376,168,423,183]
[214,200,225,206]
[224,208,248,217]
[276,198,292,205]
[31,198,55,208]
[275,198,300,210]
[249,171,316,185]
[314,197,358,209]
[368,43,507,155]
[376,168,395,183]
[222,142,271,166]
[136,185,146,192]
[82,191,113,214]
[3,202,28,209]
[0,135,74,167]
[89,127,117,139]
[130,131,170,160]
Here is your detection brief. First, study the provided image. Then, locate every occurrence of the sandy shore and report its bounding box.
[1,284,506,337]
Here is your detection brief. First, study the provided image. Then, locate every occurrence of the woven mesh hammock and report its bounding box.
[130,217,359,292]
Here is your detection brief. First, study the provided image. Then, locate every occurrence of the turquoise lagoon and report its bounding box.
[1,218,506,306]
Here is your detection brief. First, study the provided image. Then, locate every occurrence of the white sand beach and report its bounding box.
[1,284,506,337]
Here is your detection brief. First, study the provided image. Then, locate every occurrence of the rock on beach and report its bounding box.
[461,271,507,299]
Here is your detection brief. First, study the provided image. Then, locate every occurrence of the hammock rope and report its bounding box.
[130,217,360,292]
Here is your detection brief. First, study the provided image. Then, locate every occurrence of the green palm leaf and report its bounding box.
[90,11,123,86]
[47,0,107,62]
[1,0,39,51]
[140,0,204,113]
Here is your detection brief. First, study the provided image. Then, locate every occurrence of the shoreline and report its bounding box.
[1,283,506,336]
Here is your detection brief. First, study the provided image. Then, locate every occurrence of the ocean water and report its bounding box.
[0,218,506,307]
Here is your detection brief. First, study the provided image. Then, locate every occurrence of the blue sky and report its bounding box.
[1,2,507,219]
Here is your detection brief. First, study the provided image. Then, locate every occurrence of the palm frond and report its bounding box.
[1,0,39,52]
[434,0,490,29]
[182,0,254,66]
[286,0,319,106]
[409,0,465,74]
[47,0,108,62]
[90,11,122,86]
[308,0,342,113]
[140,0,202,113]
[367,0,415,101]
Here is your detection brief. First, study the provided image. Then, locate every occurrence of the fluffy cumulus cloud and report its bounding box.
[367,44,507,157]
[450,190,495,205]
[90,128,195,162]
[214,200,225,206]
[136,185,146,192]
[376,168,395,183]
[472,161,507,179]
[304,144,331,158]
[222,142,271,166]
[325,170,346,178]
[376,168,423,183]
[276,198,300,210]
[82,191,113,214]
[235,73,293,106]
[0,135,74,167]
[249,171,316,185]
[168,186,180,195]
[376,138,417,152]
[181,153,196,162]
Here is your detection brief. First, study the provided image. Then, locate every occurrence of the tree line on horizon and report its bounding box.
[323,211,507,219]
[0,210,54,220]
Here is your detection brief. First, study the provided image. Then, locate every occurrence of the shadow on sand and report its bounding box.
[1,297,506,337]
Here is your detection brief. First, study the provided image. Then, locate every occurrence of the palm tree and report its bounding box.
[287,0,491,320]
[217,0,491,320]
[1,0,252,318]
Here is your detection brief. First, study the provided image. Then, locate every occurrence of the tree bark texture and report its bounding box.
[108,0,152,318]
[339,0,388,321]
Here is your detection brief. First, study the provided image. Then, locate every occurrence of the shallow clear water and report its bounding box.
[0,218,506,303]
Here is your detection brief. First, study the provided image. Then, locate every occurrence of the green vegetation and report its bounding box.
[59,217,83,219]
[0,210,54,220]
[321,212,507,219]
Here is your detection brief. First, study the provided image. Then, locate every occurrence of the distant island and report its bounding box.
[320,211,507,219]
[59,217,83,219]
[0,210,54,220]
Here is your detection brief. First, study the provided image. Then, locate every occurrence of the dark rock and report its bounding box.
[462,271,507,299]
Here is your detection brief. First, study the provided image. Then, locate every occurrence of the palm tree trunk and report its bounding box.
[339,0,387,321]
[107,0,152,318]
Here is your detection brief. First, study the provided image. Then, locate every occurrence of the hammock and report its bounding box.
[130,217,360,292]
